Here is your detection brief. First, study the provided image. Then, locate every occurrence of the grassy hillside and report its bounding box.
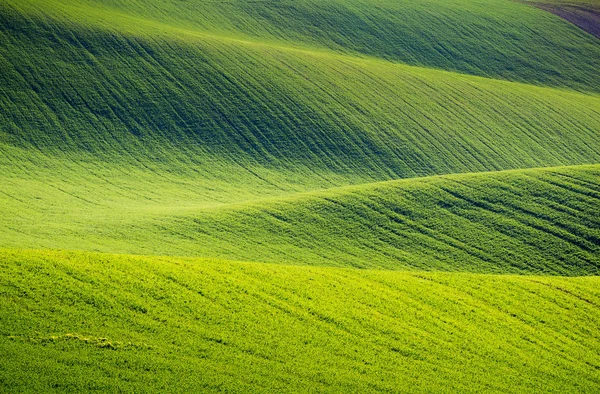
[1,249,599,393]
[2,2,600,191]
[1,0,600,391]
[141,165,600,273]
[2,165,598,275]
[4,0,600,92]
[2,0,597,273]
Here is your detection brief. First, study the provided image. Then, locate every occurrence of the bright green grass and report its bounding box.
[2,165,598,274]
[4,0,600,92]
[1,249,599,393]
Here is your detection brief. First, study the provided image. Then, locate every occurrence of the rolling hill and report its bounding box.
[2,165,599,275]
[4,0,600,91]
[1,0,599,391]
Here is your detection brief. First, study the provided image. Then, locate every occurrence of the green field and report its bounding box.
[2,165,599,274]
[4,0,600,91]
[2,250,600,393]
[1,0,599,391]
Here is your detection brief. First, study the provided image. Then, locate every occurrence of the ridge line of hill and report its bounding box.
[1,164,597,274]
[154,164,600,212]
[120,164,600,273]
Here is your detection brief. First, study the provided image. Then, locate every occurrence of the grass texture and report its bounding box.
[2,165,599,274]
[1,0,600,197]
[4,0,600,92]
[1,249,599,393]
[1,0,600,392]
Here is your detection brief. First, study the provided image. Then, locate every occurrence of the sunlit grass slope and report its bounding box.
[2,165,598,275]
[1,1,600,194]
[1,249,599,393]
[5,0,600,92]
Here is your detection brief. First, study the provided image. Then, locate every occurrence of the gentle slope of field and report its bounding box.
[1,249,599,393]
[2,5,599,185]
[2,165,599,274]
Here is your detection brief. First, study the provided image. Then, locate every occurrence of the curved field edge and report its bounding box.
[0,249,599,393]
[4,0,600,93]
[166,164,600,274]
[2,165,599,275]
[520,0,600,38]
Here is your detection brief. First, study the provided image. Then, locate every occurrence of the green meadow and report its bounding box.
[2,165,599,274]
[2,250,600,393]
[0,0,599,392]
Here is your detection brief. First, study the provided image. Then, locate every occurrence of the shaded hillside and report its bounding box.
[1,5,600,184]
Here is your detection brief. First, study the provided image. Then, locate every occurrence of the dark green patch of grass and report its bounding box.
[1,4,599,195]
